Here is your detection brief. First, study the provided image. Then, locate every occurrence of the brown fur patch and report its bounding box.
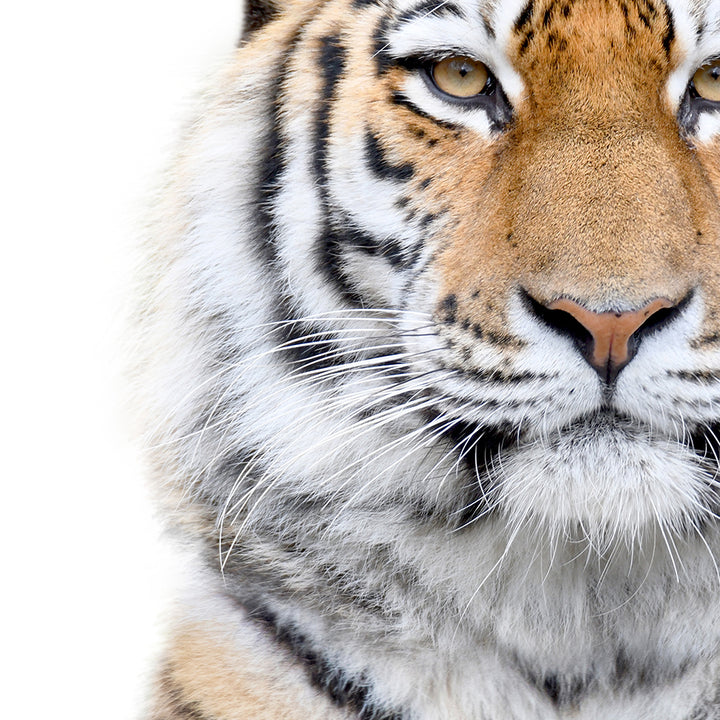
[150,621,350,720]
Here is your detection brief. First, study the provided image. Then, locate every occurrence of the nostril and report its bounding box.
[634,302,684,338]
[523,293,594,356]
[522,290,690,384]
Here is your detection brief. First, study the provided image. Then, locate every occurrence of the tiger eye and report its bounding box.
[432,56,489,98]
[693,60,720,102]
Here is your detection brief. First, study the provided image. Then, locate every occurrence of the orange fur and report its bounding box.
[151,621,350,720]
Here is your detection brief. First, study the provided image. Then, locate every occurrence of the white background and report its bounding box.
[2,2,239,717]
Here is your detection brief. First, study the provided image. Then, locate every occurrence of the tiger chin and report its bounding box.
[137,0,720,717]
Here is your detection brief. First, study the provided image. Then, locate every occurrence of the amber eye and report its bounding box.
[693,60,720,102]
[431,56,489,98]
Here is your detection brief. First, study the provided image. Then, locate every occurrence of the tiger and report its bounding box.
[136,0,720,717]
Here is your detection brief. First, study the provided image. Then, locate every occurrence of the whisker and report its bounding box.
[220,394,447,566]
[222,392,444,527]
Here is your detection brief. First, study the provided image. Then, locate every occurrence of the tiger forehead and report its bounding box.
[510,0,676,72]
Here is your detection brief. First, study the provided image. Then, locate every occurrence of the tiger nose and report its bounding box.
[528,295,677,383]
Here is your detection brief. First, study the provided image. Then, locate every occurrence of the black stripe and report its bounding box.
[314,35,346,181]
[515,0,535,30]
[635,2,652,29]
[633,0,659,20]
[275,292,348,369]
[200,306,344,381]
[429,415,516,526]
[419,211,436,229]
[482,14,496,38]
[520,666,591,708]
[518,29,535,54]
[365,130,415,182]
[317,227,367,307]
[439,293,457,323]
[689,421,720,470]
[336,212,407,267]
[395,0,465,25]
[240,599,405,720]
[312,36,369,306]
[466,366,546,384]
[693,333,720,348]
[372,11,395,74]
[240,0,279,42]
[670,369,720,383]
[542,6,554,28]
[441,418,518,473]
[661,1,675,56]
[254,29,308,264]
[250,27,352,373]
[214,450,260,491]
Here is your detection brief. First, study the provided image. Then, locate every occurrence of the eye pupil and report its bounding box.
[456,61,473,78]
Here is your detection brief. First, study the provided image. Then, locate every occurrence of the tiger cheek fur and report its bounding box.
[140,0,720,719]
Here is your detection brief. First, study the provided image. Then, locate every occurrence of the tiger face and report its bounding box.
[214,0,720,544]
[390,0,720,539]
[142,0,720,716]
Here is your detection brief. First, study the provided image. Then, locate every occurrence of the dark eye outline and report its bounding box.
[678,57,720,137]
[396,54,514,131]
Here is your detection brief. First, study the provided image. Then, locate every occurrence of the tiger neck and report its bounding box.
[189,517,720,719]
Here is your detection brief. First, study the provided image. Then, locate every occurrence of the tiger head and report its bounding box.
[146,0,720,558]
[137,2,720,711]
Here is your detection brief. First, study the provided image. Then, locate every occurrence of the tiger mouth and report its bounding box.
[440,409,720,478]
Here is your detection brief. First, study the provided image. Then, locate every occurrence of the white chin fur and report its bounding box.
[494,418,711,543]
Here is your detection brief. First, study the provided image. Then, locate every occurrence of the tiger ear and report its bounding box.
[240,0,280,42]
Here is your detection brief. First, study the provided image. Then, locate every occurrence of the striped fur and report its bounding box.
[137,0,720,717]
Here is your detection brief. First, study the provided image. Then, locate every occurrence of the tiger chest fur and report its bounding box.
[138,0,720,718]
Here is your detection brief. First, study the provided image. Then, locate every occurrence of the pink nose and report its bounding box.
[548,297,674,378]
